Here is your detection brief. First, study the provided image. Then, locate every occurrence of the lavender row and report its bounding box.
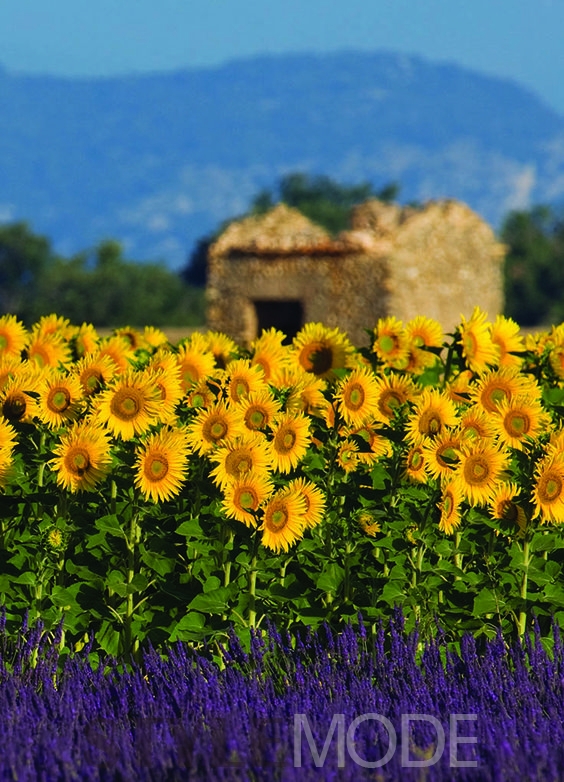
[1,613,563,781]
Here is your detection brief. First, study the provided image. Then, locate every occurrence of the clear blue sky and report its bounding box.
[1,0,563,115]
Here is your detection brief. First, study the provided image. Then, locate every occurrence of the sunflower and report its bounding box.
[372,316,409,369]
[457,408,498,443]
[347,424,393,465]
[203,331,239,369]
[404,315,443,373]
[113,326,145,351]
[224,359,266,403]
[0,418,17,452]
[134,428,190,502]
[405,388,459,445]
[291,323,353,379]
[454,440,511,506]
[404,444,428,484]
[489,315,524,368]
[0,356,24,392]
[0,315,27,360]
[185,381,218,410]
[457,306,499,374]
[73,353,118,397]
[470,366,541,414]
[209,434,271,489]
[406,315,444,350]
[335,367,381,428]
[26,333,71,369]
[438,480,464,535]
[260,486,307,552]
[93,370,161,440]
[355,509,381,537]
[549,344,564,380]
[146,353,184,424]
[531,454,564,524]
[284,370,330,418]
[251,328,292,382]
[0,447,14,490]
[337,439,360,473]
[422,431,462,483]
[32,314,71,339]
[36,371,84,429]
[186,400,245,455]
[237,388,282,432]
[221,472,274,527]
[97,335,136,374]
[372,373,417,424]
[267,411,311,473]
[0,371,40,424]
[176,342,217,392]
[286,477,326,529]
[447,370,475,404]
[491,396,550,451]
[50,421,112,492]
[143,326,169,349]
[71,323,100,358]
[489,482,527,534]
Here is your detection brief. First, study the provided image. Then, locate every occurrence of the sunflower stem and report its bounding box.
[248,554,257,629]
[124,510,140,658]
[453,530,463,576]
[519,537,530,638]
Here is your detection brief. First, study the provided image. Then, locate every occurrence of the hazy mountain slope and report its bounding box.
[0,51,563,269]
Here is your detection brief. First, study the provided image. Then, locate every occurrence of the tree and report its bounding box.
[0,222,56,318]
[501,205,564,326]
[251,172,400,234]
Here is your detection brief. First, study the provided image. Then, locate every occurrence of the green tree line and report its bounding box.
[0,227,205,328]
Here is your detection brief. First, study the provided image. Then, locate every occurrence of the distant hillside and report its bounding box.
[1,51,563,269]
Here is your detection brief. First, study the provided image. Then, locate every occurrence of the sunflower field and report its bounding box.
[1,309,564,665]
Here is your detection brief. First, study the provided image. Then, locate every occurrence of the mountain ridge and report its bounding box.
[1,50,563,269]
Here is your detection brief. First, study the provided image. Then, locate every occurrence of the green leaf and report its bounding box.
[380,581,405,605]
[175,518,204,537]
[472,588,498,617]
[316,563,345,593]
[543,583,564,607]
[187,585,235,614]
[169,611,208,642]
[140,548,175,576]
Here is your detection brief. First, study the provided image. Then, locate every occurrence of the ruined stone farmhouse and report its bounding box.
[206,199,506,347]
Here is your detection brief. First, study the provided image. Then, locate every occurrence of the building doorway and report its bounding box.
[253,300,304,343]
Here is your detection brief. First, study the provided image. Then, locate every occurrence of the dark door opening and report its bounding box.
[253,300,303,343]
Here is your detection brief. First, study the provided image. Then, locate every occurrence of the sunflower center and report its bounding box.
[144,453,169,481]
[300,343,333,376]
[438,445,458,468]
[539,473,563,503]
[231,378,250,401]
[110,388,142,421]
[442,492,454,518]
[82,369,104,395]
[377,335,397,355]
[500,499,518,522]
[408,448,424,470]
[246,408,267,429]
[504,411,529,437]
[2,392,27,421]
[379,390,403,418]
[47,387,72,413]
[237,488,258,510]
[275,428,296,453]
[204,417,228,443]
[265,501,288,530]
[463,333,477,357]
[29,345,50,368]
[464,455,490,485]
[0,335,8,350]
[419,410,442,436]
[65,448,91,476]
[345,383,365,411]
[225,451,253,478]
[181,364,199,387]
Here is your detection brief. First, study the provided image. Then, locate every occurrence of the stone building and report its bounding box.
[206,199,506,347]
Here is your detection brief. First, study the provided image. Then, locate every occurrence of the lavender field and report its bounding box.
[1,612,563,781]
